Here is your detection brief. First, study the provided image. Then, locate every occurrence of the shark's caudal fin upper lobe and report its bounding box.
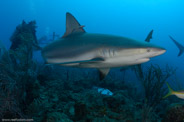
[145,29,153,42]
[169,36,184,57]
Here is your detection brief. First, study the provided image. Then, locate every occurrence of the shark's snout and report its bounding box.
[158,49,166,55]
[142,47,166,59]
[151,48,166,57]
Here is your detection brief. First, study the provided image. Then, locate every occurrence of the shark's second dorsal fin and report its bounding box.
[62,12,85,38]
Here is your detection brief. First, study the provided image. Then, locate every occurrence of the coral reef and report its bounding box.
[163,103,184,122]
[0,20,40,119]
[10,20,38,50]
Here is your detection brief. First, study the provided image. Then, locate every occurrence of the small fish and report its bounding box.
[163,82,184,99]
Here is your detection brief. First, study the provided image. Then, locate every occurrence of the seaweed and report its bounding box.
[10,20,38,50]
[132,64,177,121]
[133,64,176,106]
[0,20,40,119]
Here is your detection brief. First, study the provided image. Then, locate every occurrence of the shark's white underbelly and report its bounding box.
[70,56,150,68]
[45,47,151,68]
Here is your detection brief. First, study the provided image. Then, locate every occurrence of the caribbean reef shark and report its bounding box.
[169,36,184,57]
[42,12,166,80]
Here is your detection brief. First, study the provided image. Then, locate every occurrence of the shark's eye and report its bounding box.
[147,49,151,52]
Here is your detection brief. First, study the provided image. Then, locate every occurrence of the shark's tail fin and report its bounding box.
[145,29,153,42]
[169,36,184,57]
[163,82,175,99]
[0,40,7,58]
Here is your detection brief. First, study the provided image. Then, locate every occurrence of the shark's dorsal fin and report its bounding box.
[169,36,184,57]
[62,12,85,38]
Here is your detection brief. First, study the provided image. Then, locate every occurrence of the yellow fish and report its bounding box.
[163,82,184,99]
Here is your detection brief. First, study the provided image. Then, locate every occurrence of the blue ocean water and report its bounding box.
[0,1,183,60]
[1,0,184,82]
[0,0,184,121]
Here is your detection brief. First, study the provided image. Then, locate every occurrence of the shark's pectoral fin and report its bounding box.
[54,57,104,66]
[91,57,105,62]
[62,12,85,38]
[98,68,110,80]
[78,57,104,64]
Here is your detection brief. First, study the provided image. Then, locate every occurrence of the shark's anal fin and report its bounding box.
[169,36,184,57]
[145,29,153,42]
[62,12,85,38]
[98,68,110,80]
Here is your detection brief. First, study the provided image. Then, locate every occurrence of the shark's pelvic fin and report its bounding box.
[98,68,110,80]
[169,36,184,57]
[62,12,85,38]
[145,29,153,42]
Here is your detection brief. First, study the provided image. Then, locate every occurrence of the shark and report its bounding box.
[42,12,166,80]
[169,36,184,57]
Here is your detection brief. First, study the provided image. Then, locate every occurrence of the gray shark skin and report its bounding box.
[169,36,184,57]
[42,12,166,80]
